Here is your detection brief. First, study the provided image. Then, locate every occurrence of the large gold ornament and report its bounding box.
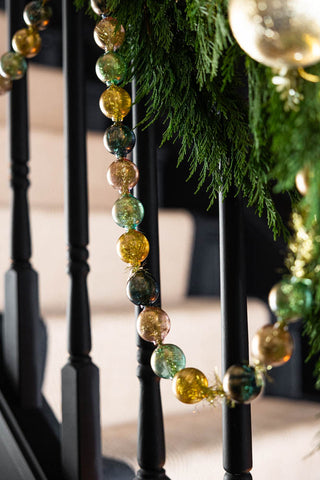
[228,0,320,69]
[172,368,209,404]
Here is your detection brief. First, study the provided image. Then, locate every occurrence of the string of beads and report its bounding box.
[92,0,310,406]
[0,0,52,95]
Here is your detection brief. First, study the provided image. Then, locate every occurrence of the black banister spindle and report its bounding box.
[132,81,169,480]
[2,0,42,408]
[61,2,103,479]
[219,188,253,480]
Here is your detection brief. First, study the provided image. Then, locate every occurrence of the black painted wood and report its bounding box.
[2,0,42,409]
[61,2,103,479]
[0,380,62,480]
[0,391,45,480]
[132,82,169,480]
[219,190,253,479]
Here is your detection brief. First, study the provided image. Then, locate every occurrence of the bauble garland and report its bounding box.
[76,0,320,393]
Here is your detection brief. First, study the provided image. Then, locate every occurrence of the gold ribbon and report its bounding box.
[298,67,320,83]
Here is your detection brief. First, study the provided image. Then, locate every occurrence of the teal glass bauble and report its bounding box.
[151,344,186,379]
[126,269,159,306]
[268,277,313,321]
[96,52,126,85]
[0,52,27,80]
[103,123,136,157]
[223,364,264,403]
[112,194,144,229]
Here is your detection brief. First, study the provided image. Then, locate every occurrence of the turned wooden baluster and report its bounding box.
[2,0,42,409]
[219,189,253,480]
[132,82,170,480]
[61,2,103,479]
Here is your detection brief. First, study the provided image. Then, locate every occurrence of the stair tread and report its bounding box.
[101,396,320,480]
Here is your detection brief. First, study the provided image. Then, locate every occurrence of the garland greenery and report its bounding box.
[76,0,320,388]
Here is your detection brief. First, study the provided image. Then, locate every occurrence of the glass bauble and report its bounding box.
[104,123,136,157]
[126,269,159,306]
[94,17,125,51]
[137,307,171,344]
[173,368,208,404]
[12,27,41,59]
[99,85,131,121]
[106,158,139,192]
[251,323,294,367]
[91,0,108,16]
[295,168,309,196]
[112,194,144,229]
[151,344,186,379]
[228,0,320,69]
[223,364,264,403]
[116,229,149,265]
[96,52,126,85]
[23,1,52,31]
[0,52,27,80]
[268,277,312,321]
[0,75,12,94]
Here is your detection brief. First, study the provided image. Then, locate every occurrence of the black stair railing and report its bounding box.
[2,0,42,409]
[61,2,103,479]
[219,189,253,480]
[132,83,169,480]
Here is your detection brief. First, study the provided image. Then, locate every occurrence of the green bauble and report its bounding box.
[0,52,27,80]
[268,277,313,322]
[151,344,186,379]
[223,364,264,404]
[112,194,144,229]
[96,52,126,85]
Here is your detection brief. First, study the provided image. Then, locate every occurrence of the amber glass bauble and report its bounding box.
[106,159,139,193]
[99,85,131,121]
[137,307,171,344]
[229,0,320,69]
[252,323,294,367]
[94,17,125,51]
[116,229,149,265]
[173,368,208,404]
[223,364,264,403]
[0,75,12,94]
[12,27,41,59]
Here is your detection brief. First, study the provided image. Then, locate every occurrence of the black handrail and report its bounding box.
[61,2,103,478]
[132,82,169,480]
[219,189,253,480]
[2,0,42,409]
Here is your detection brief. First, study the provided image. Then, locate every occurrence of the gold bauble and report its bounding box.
[12,27,42,59]
[228,0,320,69]
[99,85,132,122]
[116,229,149,266]
[172,368,208,404]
